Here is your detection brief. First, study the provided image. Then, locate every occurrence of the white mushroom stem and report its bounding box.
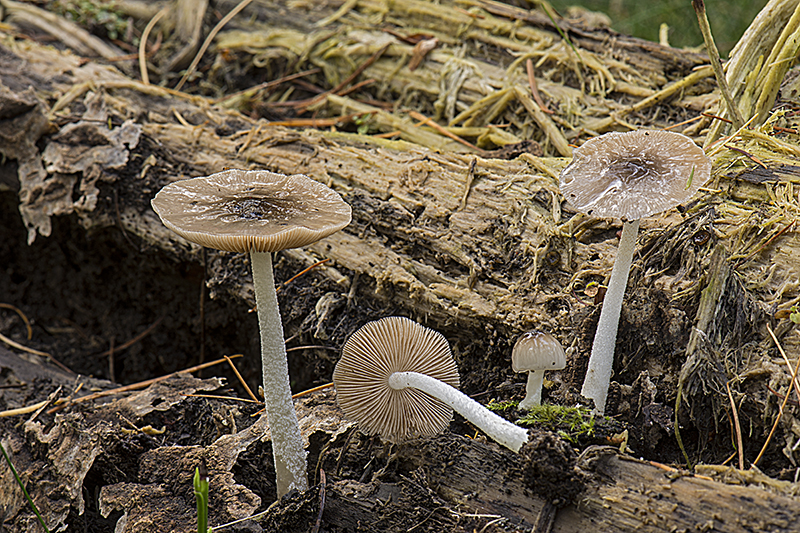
[251,251,308,496]
[518,370,545,411]
[388,371,529,453]
[581,219,640,415]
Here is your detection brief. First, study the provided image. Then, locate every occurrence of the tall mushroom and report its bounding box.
[559,130,711,415]
[333,316,529,452]
[151,169,351,496]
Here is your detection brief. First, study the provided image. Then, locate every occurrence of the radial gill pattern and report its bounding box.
[332,316,461,442]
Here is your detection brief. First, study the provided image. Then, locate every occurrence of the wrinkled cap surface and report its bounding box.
[512,331,566,372]
[559,130,711,221]
[333,316,460,443]
[151,169,351,253]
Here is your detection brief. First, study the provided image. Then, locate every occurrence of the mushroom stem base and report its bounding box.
[519,370,545,411]
[389,371,529,453]
[251,251,308,496]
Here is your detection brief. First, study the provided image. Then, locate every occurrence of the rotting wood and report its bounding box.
[1,1,800,531]
[3,348,800,533]
[1,0,799,428]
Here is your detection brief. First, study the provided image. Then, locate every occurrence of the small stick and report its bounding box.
[725,381,745,470]
[724,144,768,168]
[299,43,391,110]
[138,6,168,85]
[292,382,334,399]
[213,68,322,105]
[175,0,255,91]
[285,345,337,352]
[721,451,737,466]
[252,381,337,416]
[648,460,678,472]
[0,400,50,418]
[0,302,33,339]
[96,315,164,358]
[183,393,259,403]
[0,332,73,374]
[373,130,402,139]
[526,58,553,114]
[663,115,704,130]
[46,354,244,413]
[733,219,795,267]
[276,258,331,294]
[311,469,327,533]
[753,326,800,466]
[766,384,800,407]
[336,78,377,97]
[0,332,48,358]
[224,355,257,402]
[692,0,745,128]
[701,112,733,124]
[408,110,484,153]
[774,327,800,402]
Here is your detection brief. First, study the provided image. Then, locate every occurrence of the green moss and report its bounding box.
[516,404,597,444]
[53,0,133,43]
[486,399,519,412]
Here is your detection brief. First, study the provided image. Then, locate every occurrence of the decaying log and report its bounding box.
[3,30,797,341]
[2,1,800,531]
[3,347,800,533]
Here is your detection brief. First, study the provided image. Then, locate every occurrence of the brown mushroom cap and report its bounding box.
[559,130,712,221]
[512,331,566,372]
[332,316,460,442]
[151,169,351,253]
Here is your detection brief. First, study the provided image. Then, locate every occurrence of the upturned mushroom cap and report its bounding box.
[512,331,566,373]
[559,130,711,221]
[151,169,351,253]
[333,316,460,442]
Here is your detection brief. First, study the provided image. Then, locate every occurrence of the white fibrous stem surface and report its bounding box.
[251,251,308,496]
[581,219,640,415]
[389,371,529,453]
[518,370,544,411]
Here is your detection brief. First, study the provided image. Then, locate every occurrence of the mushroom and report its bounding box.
[333,317,529,453]
[512,331,566,410]
[559,130,711,415]
[151,169,351,496]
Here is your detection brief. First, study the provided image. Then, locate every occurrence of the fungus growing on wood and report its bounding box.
[512,331,566,410]
[152,169,351,496]
[559,130,711,415]
[333,316,529,452]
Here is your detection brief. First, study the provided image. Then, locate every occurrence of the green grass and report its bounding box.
[547,0,768,55]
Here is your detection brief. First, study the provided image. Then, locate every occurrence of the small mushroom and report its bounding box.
[152,169,351,496]
[512,331,566,410]
[333,317,529,452]
[559,130,711,415]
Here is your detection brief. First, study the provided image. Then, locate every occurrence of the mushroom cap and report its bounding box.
[559,130,711,221]
[332,316,460,443]
[151,169,351,253]
[512,331,566,373]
